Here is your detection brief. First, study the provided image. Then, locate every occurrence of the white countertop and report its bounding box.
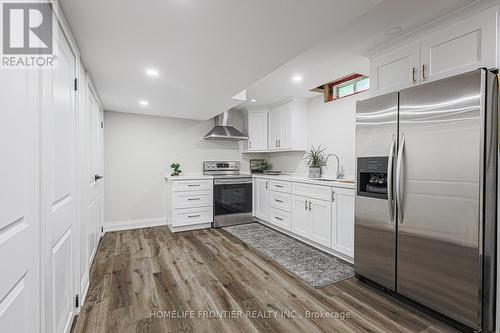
[252,173,355,189]
[164,172,355,189]
[164,173,213,181]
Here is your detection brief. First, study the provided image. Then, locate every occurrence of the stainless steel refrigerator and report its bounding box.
[355,69,498,332]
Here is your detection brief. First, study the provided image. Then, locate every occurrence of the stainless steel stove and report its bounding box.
[203,161,253,227]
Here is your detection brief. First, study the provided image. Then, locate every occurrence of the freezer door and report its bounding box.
[355,92,398,291]
[397,70,485,329]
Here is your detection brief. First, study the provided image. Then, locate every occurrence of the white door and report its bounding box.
[420,7,497,83]
[0,61,39,333]
[87,90,103,266]
[310,198,331,247]
[291,195,311,238]
[255,179,270,220]
[370,40,420,96]
[333,190,355,257]
[268,107,281,150]
[247,110,268,151]
[41,23,77,333]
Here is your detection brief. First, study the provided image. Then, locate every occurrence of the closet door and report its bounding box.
[87,90,103,266]
[0,58,39,333]
[41,22,78,333]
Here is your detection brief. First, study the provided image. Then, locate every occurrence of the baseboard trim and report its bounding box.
[78,270,90,312]
[168,222,212,233]
[103,216,166,232]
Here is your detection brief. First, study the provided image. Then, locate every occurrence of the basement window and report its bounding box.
[312,73,369,103]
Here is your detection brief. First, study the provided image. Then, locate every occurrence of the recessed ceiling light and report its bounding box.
[292,75,303,83]
[385,27,402,36]
[145,68,159,77]
[251,99,257,103]
[139,100,149,106]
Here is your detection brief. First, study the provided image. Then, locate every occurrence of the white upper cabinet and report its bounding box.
[420,6,497,83]
[370,6,498,96]
[370,41,421,95]
[268,98,308,151]
[247,109,268,151]
[268,105,282,150]
[245,98,307,152]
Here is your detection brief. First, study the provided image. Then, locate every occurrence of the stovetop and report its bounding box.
[203,161,251,178]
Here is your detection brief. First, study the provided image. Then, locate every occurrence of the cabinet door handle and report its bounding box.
[249,141,252,150]
[188,198,200,201]
[275,199,283,203]
[331,190,335,202]
[304,200,308,210]
[308,201,311,211]
[274,216,283,221]
[266,181,268,190]
[421,64,427,81]
[275,185,283,188]
[188,215,200,218]
[188,184,200,187]
[412,67,417,84]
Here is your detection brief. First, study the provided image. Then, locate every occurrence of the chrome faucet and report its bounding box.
[331,154,345,179]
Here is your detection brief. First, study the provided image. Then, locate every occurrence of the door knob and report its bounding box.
[95,175,103,181]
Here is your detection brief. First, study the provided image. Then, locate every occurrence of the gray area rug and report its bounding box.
[223,222,354,288]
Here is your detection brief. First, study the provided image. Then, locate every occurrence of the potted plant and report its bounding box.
[170,162,182,176]
[304,145,332,178]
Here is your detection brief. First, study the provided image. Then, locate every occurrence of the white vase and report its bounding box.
[309,166,321,178]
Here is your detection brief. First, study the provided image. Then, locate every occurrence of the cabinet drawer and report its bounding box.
[269,208,291,231]
[172,190,212,209]
[172,207,213,226]
[270,180,291,193]
[172,180,213,192]
[292,182,333,201]
[270,192,291,212]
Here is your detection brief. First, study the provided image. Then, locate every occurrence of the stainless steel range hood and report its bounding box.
[204,111,248,141]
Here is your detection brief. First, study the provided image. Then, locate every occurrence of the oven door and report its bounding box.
[213,178,253,227]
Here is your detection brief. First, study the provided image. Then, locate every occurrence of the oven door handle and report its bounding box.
[213,178,252,185]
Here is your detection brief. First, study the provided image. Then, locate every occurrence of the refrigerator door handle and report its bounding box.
[387,135,396,222]
[396,134,405,223]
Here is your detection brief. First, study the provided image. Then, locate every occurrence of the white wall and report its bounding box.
[269,90,370,179]
[104,110,261,225]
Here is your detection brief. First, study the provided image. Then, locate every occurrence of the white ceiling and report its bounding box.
[241,0,478,109]
[59,0,382,120]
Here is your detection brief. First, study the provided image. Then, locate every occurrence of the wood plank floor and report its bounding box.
[71,226,459,333]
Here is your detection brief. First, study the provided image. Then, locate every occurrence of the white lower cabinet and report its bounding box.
[309,198,332,247]
[167,179,213,232]
[254,178,270,220]
[254,176,354,260]
[291,195,331,247]
[269,207,292,231]
[331,188,355,257]
[291,195,311,237]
